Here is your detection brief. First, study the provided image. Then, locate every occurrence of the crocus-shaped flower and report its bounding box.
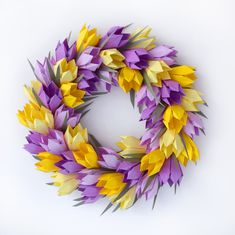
[77,46,102,71]
[34,58,51,86]
[52,38,76,62]
[114,186,136,209]
[54,58,78,84]
[98,147,121,169]
[73,143,99,169]
[78,69,99,94]
[129,27,156,50]
[160,80,184,105]
[123,48,153,70]
[163,105,187,134]
[17,103,54,134]
[25,129,67,155]
[100,49,125,69]
[76,24,100,51]
[35,152,62,172]
[60,83,85,108]
[181,89,204,111]
[64,124,88,151]
[99,26,129,49]
[96,173,126,197]
[160,130,184,158]
[177,133,199,166]
[169,65,196,88]
[117,136,146,157]
[51,172,79,196]
[158,155,183,186]
[183,112,204,138]
[54,104,81,130]
[146,60,171,87]
[140,149,166,176]
[118,67,143,93]
[150,45,177,66]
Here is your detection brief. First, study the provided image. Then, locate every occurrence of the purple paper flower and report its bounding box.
[38,81,62,113]
[78,69,99,95]
[52,38,77,63]
[183,112,204,138]
[123,48,153,69]
[77,46,102,71]
[54,105,81,130]
[34,58,51,86]
[160,80,184,105]
[97,68,118,92]
[25,129,67,155]
[149,45,177,66]
[158,155,183,186]
[99,26,130,49]
[98,147,121,169]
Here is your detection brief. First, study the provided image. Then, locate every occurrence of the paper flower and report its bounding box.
[17,103,54,134]
[36,152,62,172]
[123,48,153,70]
[73,143,99,169]
[76,24,100,51]
[96,173,126,197]
[163,105,188,134]
[99,26,129,49]
[25,129,67,155]
[60,83,85,108]
[54,58,78,84]
[169,65,196,87]
[140,149,166,176]
[150,45,177,66]
[129,27,156,50]
[146,60,171,87]
[100,49,125,69]
[118,67,143,92]
[51,172,79,196]
[64,124,88,151]
[18,24,206,212]
[117,136,146,157]
[77,46,102,71]
[160,80,184,105]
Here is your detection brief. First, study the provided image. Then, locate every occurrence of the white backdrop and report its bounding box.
[0,0,234,234]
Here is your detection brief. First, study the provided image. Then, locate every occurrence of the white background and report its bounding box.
[0,0,234,234]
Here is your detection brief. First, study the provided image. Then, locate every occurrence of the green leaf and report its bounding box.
[61,113,68,132]
[127,25,148,43]
[55,65,61,86]
[196,111,208,119]
[67,31,72,42]
[83,95,99,102]
[125,37,155,49]
[27,59,40,80]
[32,155,40,160]
[200,128,206,136]
[74,197,84,202]
[121,153,144,159]
[46,182,54,186]
[152,184,160,210]
[129,89,135,108]
[75,73,84,83]
[142,175,155,194]
[112,185,130,203]
[74,102,93,113]
[89,134,102,150]
[112,204,120,213]
[100,202,113,215]
[80,109,91,119]
[46,59,57,85]
[179,133,189,158]
[32,88,44,107]
[73,201,85,207]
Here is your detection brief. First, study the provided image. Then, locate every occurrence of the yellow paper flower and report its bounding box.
[54,58,78,84]
[35,152,62,172]
[146,60,171,87]
[118,67,143,93]
[160,130,184,158]
[178,133,200,166]
[116,136,146,157]
[163,105,187,134]
[100,49,125,69]
[24,80,42,106]
[51,172,79,196]
[60,83,85,108]
[96,173,126,197]
[64,124,88,151]
[182,89,204,111]
[17,103,54,134]
[76,24,100,51]
[140,149,166,176]
[73,143,99,169]
[130,27,156,50]
[114,186,136,209]
[169,65,196,87]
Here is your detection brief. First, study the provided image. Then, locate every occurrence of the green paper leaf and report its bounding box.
[129,89,135,108]
[143,71,157,100]
[74,102,93,113]
[89,134,102,150]
[152,184,160,210]
[80,109,91,119]
[112,185,130,203]
[73,201,85,207]
[100,202,113,215]
[32,88,44,107]
[196,111,208,119]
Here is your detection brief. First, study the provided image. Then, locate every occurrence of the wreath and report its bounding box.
[17,24,206,213]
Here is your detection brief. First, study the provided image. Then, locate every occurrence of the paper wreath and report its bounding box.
[17,24,206,213]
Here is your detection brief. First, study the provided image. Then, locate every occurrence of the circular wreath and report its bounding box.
[17,24,206,213]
